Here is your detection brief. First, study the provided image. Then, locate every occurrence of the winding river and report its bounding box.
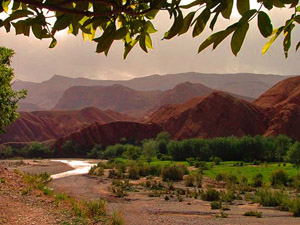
[50,159,96,179]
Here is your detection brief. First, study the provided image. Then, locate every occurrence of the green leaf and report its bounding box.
[164,11,184,39]
[296,41,300,51]
[145,33,153,49]
[53,15,72,31]
[294,15,300,24]
[114,27,127,40]
[237,0,250,15]
[262,26,284,55]
[198,32,220,53]
[146,9,159,19]
[139,34,147,53]
[49,38,57,48]
[231,22,249,56]
[12,20,30,36]
[146,21,157,34]
[180,0,204,9]
[2,0,10,13]
[209,12,219,31]
[221,0,233,19]
[297,6,300,11]
[32,23,43,39]
[179,12,195,35]
[258,11,273,38]
[283,24,295,58]
[192,9,210,37]
[124,37,138,59]
[213,24,237,49]
[6,10,34,22]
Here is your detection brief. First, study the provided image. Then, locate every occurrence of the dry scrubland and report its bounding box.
[2,159,300,225]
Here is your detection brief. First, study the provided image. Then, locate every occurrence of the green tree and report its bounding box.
[0,46,26,133]
[0,0,298,58]
[287,142,300,168]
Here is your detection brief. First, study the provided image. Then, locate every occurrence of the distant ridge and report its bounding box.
[53,82,252,117]
[14,72,293,110]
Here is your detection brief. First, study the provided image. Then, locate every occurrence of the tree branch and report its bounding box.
[14,0,153,17]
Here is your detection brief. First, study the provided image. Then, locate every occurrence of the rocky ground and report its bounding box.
[0,166,69,225]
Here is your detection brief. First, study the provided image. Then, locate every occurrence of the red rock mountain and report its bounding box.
[148,91,267,139]
[54,82,252,118]
[254,76,300,140]
[0,107,132,144]
[54,122,162,154]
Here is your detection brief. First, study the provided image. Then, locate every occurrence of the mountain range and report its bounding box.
[53,82,252,118]
[13,72,292,111]
[3,74,300,152]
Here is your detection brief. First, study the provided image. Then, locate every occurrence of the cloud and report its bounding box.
[0,5,299,82]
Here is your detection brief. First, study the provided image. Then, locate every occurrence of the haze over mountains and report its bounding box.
[54,82,252,117]
[13,72,292,111]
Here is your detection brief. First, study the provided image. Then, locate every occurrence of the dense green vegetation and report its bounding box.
[0,46,26,133]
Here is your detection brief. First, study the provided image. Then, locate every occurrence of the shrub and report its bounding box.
[212,156,222,165]
[89,165,104,176]
[177,194,183,202]
[85,199,107,218]
[201,189,220,201]
[185,172,202,187]
[164,195,170,201]
[253,173,263,187]
[253,188,288,207]
[110,210,125,225]
[270,170,289,186]
[87,144,103,158]
[128,166,140,180]
[290,198,300,217]
[0,146,13,159]
[211,201,222,209]
[292,173,300,190]
[161,164,186,181]
[221,190,236,203]
[244,211,262,218]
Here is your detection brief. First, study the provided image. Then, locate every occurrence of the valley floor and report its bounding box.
[1,159,300,225]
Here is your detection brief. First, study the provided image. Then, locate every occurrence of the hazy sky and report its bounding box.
[0,2,299,82]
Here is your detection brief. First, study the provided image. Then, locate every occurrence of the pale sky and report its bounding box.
[0,2,299,82]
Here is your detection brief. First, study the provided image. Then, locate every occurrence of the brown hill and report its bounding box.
[0,107,132,144]
[54,84,161,113]
[54,82,252,118]
[54,121,162,155]
[14,73,291,110]
[254,76,300,140]
[148,91,266,139]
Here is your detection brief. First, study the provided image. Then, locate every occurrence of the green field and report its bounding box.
[203,161,299,184]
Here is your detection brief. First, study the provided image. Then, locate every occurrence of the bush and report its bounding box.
[292,173,300,190]
[244,211,262,218]
[161,164,186,181]
[110,210,125,225]
[270,170,289,186]
[185,172,202,187]
[253,188,288,207]
[0,146,13,159]
[201,188,220,201]
[253,173,263,187]
[87,144,103,158]
[128,166,140,180]
[290,198,300,217]
[85,199,107,218]
[211,201,222,209]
